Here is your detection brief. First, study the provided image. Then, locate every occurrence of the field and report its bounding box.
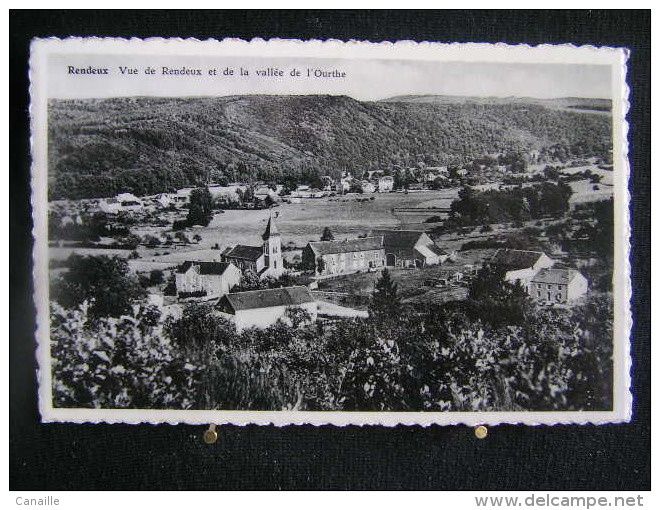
[177,190,460,250]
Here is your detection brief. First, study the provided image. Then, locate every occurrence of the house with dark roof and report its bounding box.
[216,286,317,331]
[302,237,385,276]
[370,229,449,268]
[175,261,241,298]
[528,268,588,305]
[489,249,554,287]
[221,214,284,279]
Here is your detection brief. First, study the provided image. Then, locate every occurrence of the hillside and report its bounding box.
[381,95,612,113]
[47,95,612,200]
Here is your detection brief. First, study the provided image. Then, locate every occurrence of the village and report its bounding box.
[48,155,612,333]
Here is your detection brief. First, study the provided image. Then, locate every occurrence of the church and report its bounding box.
[221,213,284,279]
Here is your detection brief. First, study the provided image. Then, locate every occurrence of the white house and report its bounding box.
[173,187,194,206]
[155,193,174,208]
[528,268,588,305]
[98,193,143,214]
[99,197,121,214]
[489,249,554,288]
[115,193,143,211]
[175,261,241,298]
[378,176,394,192]
[361,181,376,193]
[216,286,317,331]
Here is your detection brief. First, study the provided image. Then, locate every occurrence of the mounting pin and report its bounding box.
[203,424,218,444]
[474,425,488,439]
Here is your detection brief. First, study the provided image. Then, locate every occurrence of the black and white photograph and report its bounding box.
[30,38,631,425]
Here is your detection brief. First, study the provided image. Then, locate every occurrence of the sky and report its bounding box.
[47,54,613,101]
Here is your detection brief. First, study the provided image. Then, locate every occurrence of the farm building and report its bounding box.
[528,268,588,305]
[303,237,385,276]
[216,286,317,331]
[489,249,554,287]
[370,229,449,268]
[221,214,284,278]
[175,261,241,298]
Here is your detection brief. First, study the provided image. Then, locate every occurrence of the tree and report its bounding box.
[187,187,214,226]
[166,302,238,354]
[51,255,146,319]
[149,269,165,286]
[369,268,401,319]
[285,306,313,328]
[320,227,334,241]
[236,268,265,292]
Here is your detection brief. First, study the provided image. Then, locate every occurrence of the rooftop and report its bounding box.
[530,268,582,285]
[262,215,279,240]
[307,236,383,256]
[370,229,429,250]
[176,261,235,275]
[218,286,314,312]
[223,244,264,261]
[489,249,549,270]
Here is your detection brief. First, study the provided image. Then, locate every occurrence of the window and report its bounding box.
[556,293,561,302]
[537,291,541,298]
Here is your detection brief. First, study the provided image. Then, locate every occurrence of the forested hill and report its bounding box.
[48,95,612,200]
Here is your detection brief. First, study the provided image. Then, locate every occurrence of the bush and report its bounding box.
[51,302,200,409]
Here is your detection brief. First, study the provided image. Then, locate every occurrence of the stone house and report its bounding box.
[528,268,588,305]
[303,237,385,276]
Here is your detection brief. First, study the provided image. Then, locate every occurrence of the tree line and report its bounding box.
[48,95,612,200]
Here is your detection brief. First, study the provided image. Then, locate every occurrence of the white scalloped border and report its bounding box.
[29,37,633,427]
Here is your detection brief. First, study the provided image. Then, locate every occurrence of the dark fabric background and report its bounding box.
[9,10,650,491]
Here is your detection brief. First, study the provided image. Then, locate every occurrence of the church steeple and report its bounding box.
[262,212,279,240]
[262,212,283,278]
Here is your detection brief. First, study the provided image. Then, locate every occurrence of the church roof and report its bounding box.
[223,244,263,261]
[262,214,279,240]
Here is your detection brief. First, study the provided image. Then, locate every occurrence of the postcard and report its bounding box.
[30,38,631,425]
